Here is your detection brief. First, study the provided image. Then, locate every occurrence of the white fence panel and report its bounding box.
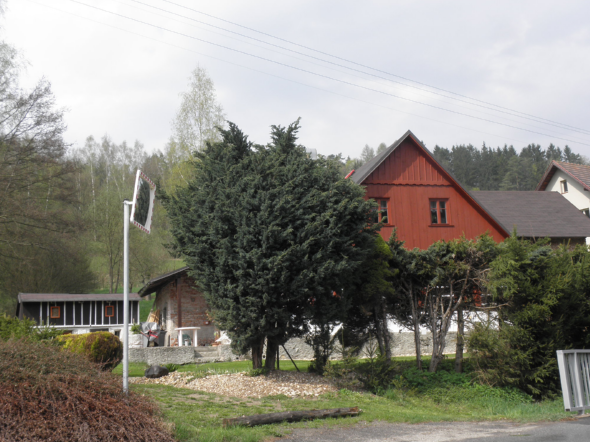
[556,349,590,413]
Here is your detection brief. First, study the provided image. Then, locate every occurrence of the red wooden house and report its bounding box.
[349,130,508,249]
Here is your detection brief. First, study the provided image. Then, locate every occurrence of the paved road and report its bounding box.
[283,417,590,441]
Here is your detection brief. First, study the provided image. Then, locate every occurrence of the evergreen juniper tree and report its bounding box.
[162,120,375,369]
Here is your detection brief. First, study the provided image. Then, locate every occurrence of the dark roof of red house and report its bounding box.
[470,191,590,238]
[536,161,590,191]
[18,293,141,303]
[137,266,189,297]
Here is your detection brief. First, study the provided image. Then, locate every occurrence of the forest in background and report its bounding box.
[1,28,588,316]
[343,139,587,190]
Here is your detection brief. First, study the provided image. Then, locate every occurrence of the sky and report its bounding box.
[4,0,590,159]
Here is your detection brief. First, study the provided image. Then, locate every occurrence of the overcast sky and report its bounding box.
[4,0,590,159]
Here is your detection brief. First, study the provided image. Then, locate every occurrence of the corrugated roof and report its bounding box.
[137,266,189,297]
[18,293,141,303]
[536,161,590,191]
[470,191,590,238]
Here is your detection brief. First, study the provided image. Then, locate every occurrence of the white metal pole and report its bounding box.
[123,200,131,394]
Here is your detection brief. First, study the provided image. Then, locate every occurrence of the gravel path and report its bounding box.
[130,370,338,398]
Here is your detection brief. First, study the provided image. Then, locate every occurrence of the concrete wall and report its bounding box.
[279,332,457,361]
[153,272,218,347]
[129,332,457,365]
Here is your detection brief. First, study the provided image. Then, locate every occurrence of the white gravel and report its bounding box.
[130,370,338,398]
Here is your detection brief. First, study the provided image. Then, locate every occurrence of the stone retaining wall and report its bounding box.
[129,347,197,365]
[130,332,458,365]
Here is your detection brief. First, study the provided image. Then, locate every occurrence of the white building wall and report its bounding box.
[544,169,590,244]
[545,169,590,211]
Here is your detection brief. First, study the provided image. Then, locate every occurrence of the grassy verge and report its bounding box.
[122,357,575,442]
[133,383,572,442]
[113,360,313,377]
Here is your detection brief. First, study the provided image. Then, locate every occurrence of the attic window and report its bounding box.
[582,209,590,218]
[105,305,115,317]
[561,180,568,194]
[50,306,61,319]
[430,200,448,225]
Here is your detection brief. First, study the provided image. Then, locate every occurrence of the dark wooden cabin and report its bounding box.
[16,293,141,335]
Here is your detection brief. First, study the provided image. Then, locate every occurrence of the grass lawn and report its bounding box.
[133,383,572,442]
[121,358,575,442]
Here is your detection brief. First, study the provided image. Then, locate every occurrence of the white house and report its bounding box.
[537,161,590,243]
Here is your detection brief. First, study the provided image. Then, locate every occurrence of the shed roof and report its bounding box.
[137,266,189,297]
[18,293,141,303]
[470,191,590,238]
[536,161,590,191]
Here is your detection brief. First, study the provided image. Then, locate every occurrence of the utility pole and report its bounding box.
[122,199,131,394]
[122,170,156,394]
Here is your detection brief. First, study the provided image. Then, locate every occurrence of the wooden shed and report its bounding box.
[137,267,217,347]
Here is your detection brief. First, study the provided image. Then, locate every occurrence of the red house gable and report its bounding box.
[350,131,508,249]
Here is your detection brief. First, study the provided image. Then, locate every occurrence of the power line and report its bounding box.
[24,0,531,148]
[121,0,587,140]
[122,0,588,138]
[159,0,590,136]
[64,0,590,147]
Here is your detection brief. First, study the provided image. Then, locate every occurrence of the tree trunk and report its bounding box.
[380,297,392,362]
[265,338,278,371]
[455,303,465,373]
[252,338,264,369]
[413,323,422,371]
[408,282,422,370]
[223,407,360,428]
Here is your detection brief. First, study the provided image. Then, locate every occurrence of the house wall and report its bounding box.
[153,273,217,346]
[362,139,507,249]
[19,300,139,331]
[545,169,590,212]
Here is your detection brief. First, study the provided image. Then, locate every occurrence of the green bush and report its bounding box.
[58,332,122,370]
[0,315,63,342]
[164,363,180,373]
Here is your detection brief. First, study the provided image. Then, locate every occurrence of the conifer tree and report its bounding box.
[162,120,375,368]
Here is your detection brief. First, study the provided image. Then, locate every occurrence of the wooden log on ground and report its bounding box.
[223,407,360,428]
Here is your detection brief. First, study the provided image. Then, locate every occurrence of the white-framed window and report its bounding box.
[561,180,568,194]
[430,199,449,225]
[370,199,390,224]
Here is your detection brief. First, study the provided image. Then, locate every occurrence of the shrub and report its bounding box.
[164,363,180,373]
[0,339,174,442]
[58,331,122,370]
[0,315,63,342]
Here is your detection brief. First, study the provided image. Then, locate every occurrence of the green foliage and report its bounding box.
[58,332,123,370]
[131,323,142,334]
[164,363,180,373]
[343,235,397,361]
[0,315,63,342]
[162,120,376,367]
[246,368,269,377]
[431,142,585,191]
[469,235,590,397]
